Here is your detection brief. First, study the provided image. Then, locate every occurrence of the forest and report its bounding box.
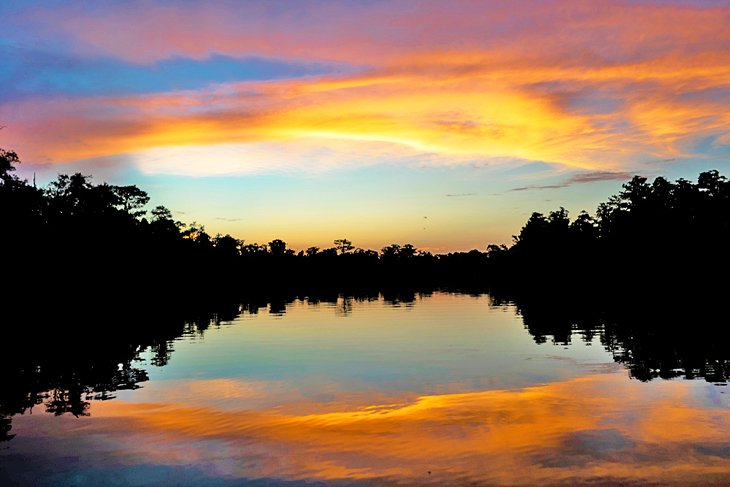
[3,146,730,306]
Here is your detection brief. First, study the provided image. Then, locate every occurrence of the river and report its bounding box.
[2,292,729,485]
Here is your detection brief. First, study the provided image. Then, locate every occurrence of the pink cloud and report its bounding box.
[31,1,730,66]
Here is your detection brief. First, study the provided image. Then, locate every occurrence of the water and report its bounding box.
[3,292,730,485]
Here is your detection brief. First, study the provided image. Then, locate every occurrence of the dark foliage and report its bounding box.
[8,144,725,298]
[486,171,730,296]
[1,148,492,307]
[0,290,427,442]
[491,289,730,385]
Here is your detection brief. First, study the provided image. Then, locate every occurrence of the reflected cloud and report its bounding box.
[70,374,730,485]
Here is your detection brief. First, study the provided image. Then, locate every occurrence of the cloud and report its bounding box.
[510,184,566,192]
[2,0,730,176]
[23,1,730,66]
[569,171,633,183]
[13,153,137,185]
[510,171,633,191]
[129,139,437,177]
[445,193,477,197]
[8,60,721,173]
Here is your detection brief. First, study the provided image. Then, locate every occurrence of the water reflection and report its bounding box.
[95,375,729,485]
[0,304,237,443]
[4,290,730,443]
[0,291,426,443]
[504,292,730,383]
[6,374,730,486]
[2,292,730,485]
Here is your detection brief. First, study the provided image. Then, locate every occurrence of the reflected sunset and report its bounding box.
[3,2,730,485]
[4,293,730,485]
[13,373,730,485]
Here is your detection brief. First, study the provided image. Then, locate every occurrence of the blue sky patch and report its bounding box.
[0,46,355,101]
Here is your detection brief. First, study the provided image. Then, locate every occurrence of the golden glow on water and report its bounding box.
[43,374,730,485]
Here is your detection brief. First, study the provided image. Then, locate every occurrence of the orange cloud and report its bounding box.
[4,1,730,175]
[85,374,730,485]
[7,53,730,174]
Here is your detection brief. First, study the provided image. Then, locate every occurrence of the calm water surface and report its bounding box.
[3,292,730,485]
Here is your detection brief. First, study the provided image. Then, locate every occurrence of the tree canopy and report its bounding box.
[2,146,729,299]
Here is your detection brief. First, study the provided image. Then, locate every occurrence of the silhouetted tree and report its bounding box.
[0,148,20,180]
[268,239,287,256]
[334,238,354,254]
[114,185,150,218]
[213,234,242,257]
[381,243,401,259]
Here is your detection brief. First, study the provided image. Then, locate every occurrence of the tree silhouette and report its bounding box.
[114,185,150,218]
[2,144,729,309]
[334,238,354,254]
[268,238,288,256]
[0,148,20,179]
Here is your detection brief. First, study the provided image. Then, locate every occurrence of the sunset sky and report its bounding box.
[2,0,730,251]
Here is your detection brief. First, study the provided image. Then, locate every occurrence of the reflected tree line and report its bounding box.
[494,292,730,384]
[4,287,730,443]
[0,288,425,443]
[0,303,230,443]
[3,145,730,441]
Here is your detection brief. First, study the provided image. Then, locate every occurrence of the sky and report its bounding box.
[2,0,730,251]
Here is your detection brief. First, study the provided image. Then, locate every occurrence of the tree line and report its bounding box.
[486,169,730,296]
[1,147,487,307]
[3,146,729,304]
